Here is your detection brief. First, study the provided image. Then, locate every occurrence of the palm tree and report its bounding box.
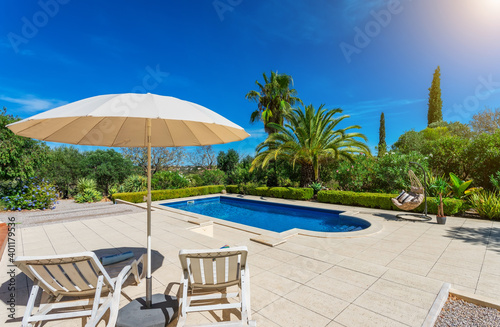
[251,104,371,186]
[245,71,302,135]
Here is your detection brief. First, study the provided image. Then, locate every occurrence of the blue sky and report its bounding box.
[1,0,500,157]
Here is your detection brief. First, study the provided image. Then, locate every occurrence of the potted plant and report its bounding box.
[431,178,449,224]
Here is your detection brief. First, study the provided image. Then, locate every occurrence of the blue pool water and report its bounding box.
[162,196,370,233]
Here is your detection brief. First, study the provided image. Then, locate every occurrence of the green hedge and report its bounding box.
[112,185,225,203]
[226,185,314,201]
[317,190,464,216]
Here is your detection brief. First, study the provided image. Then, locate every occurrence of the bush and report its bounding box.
[152,171,189,190]
[112,185,225,203]
[123,174,147,192]
[187,174,203,187]
[1,177,58,211]
[74,178,102,203]
[470,191,500,219]
[317,190,463,216]
[225,185,314,201]
[200,169,226,186]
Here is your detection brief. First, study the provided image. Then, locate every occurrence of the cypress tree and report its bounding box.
[378,112,387,157]
[427,66,443,126]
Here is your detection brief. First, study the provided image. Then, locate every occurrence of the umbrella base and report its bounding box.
[117,293,178,327]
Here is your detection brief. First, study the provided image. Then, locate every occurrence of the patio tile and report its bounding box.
[286,255,333,274]
[322,266,378,289]
[284,285,349,319]
[381,268,444,294]
[270,262,318,284]
[251,271,302,296]
[251,313,281,327]
[354,248,400,266]
[428,262,480,289]
[337,258,388,277]
[306,274,365,303]
[259,297,331,327]
[258,247,299,263]
[249,254,283,271]
[250,284,281,311]
[354,290,428,327]
[368,279,436,310]
[334,304,408,327]
[386,255,434,276]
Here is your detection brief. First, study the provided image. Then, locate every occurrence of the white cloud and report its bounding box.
[0,95,67,113]
[344,98,425,116]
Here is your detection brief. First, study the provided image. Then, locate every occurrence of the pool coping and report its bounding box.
[152,194,383,246]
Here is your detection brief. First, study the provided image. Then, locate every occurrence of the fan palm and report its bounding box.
[251,104,371,186]
[245,71,302,134]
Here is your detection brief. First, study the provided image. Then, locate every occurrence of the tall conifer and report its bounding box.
[378,112,387,157]
[427,66,443,125]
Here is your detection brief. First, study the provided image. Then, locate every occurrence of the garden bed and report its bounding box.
[435,294,500,326]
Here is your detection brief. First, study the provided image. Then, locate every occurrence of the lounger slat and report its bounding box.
[189,258,202,284]
[59,263,91,291]
[203,258,214,285]
[44,265,79,292]
[29,266,66,293]
[74,261,99,287]
[227,255,239,282]
[215,257,226,284]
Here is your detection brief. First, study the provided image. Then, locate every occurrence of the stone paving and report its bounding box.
[1,195,499,326]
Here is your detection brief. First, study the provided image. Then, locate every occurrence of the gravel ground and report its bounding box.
[435,295,500,327]
[0,199,146,227]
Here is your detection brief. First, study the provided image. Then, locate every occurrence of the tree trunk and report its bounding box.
[300,164,314,187]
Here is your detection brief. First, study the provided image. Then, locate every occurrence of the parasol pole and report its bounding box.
[146,118,152,308]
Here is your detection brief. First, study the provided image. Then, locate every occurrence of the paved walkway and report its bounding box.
[1,195,499,326]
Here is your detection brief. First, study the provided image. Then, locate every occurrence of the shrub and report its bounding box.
[225,185,313,201]
[187,174,203,187]
[152,171,189,190]
[470,191,500,219]
[112,185,225,203]
[1,177,58,211]
[123,174,147,192]
[317,190,463,216]
[74,178,102,203]
[200,169,226,186]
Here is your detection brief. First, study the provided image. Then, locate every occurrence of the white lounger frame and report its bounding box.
[178,246,256,327]
[15,251,145,327]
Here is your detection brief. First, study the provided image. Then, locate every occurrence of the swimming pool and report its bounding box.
[162,196,370,233]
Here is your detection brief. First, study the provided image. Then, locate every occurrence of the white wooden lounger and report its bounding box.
[14,251,145,327]
[178,246,256,327]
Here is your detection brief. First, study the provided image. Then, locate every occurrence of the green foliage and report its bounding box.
[469,191,500,219]
[0,108,50,180]
[151,170,189,190]
[217,149,239,176]
[74,178,102,203]
[83,149,134,195]
[317,190,463,216]
[491,172,500,191]
[112,185,224,203]
[470,107,500,135]
[39,146,85,198]
[427,66,443,125]
[200,169,226,186]
[310,182,322,195]
[392,130,423,154]
[1,177,58,211]
[448,172,472,199]
[334,152,428,193]
[186,174,203,187]
[464,131,500,190]
[226,185,314,200]
[123,174,147,192]
[252,104,371,187]
[246,71,302,134]
[378,112,386,157]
